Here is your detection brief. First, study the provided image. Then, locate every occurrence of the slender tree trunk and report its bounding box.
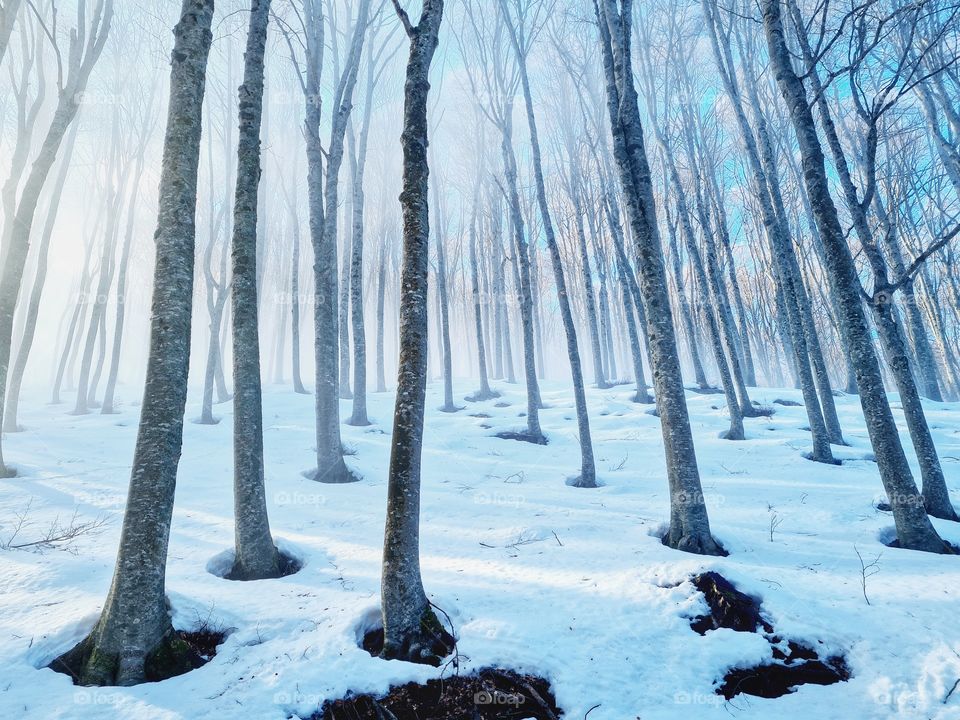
[229,0,281,580]
[0,1,112,472]
[4,122,78,430]
[290,201,307,394]
[376,243,388,392]
[101,146,148,415]
[346,117,370,424]
[309,0,370,483]
[597,0,722,555]
[500,1,596,483]
[52,0,215,684]
[467,195,495,400]
[762,0,947,552]
[380,0,453,666]
[499,122,544,441]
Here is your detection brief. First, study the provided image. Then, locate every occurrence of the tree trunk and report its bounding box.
[380,0,453,666]
[3,121,78,430]
[309,0,370,482]
[762,0,947,552]
[597,0,722,555]
[500,0,596,483]
[52,0,214,684]
[376,243,388,392]
[229,0,281,581]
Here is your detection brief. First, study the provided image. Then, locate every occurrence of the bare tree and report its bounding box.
[380,0,454,665]
[51,0,215,684]
[761,0,948,553]
[596,0,723,555]
[0,0,113,474]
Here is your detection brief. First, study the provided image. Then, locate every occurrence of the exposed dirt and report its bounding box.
[687,572,850,699]
[717,653,850,700]
[494,430,548,445]
[314,667,563,720]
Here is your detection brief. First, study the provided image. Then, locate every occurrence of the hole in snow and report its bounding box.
[311,667,563,720]
[683,572,851,700]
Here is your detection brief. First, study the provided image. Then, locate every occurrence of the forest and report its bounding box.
[0,0,959,718]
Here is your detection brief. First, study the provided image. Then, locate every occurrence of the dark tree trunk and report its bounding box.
[380,0,453,666]
[52,0,214,684]
[597,0,723,555]
[229,0,281,580]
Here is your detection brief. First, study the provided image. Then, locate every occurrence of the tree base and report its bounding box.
[345,416,372,427]
[803,451,841,466]
[50,626,213,686]
[310,460,360,484]
[438,404,464,413]
[379,607,455,667]
[721,426,745,441]
[225,546,300,581]
[566,474,598,489]
[885,536,957,554]
[663,528,728,557]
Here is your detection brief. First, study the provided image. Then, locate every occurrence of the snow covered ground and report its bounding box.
[1,379,959,719]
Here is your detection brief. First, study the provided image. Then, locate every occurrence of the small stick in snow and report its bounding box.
[944,678,959,704]
[855,546,882,606]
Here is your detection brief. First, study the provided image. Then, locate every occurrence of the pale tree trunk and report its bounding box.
[597,0,723,555]
[51,0,214,684]
[762,0,947,552]
[199,90,231,425]
[467,193,496,400]
[75,79,128,416]
[783,0,955,519]
[0,0,23,67]
[430,152,458,412]
[499,0,596,484]
[2,17,46,254]
[610,225,652,403]
[0,0,112,474]
[229,0,281,580]
[286,179,308,394]
[338,227,352,400]
[500,122,544,442]
[346,115,370,423]
[568,163,608,389]
[102,132,152,415]
[664,200,710,390]
[3,121,77,431]
[700,0,838,460]
[380,0,453,665]
[310,0,370,482]
[51,226,96,405]
[376,243,388,392]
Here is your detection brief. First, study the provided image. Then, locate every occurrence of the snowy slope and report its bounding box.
[0,380,959,719]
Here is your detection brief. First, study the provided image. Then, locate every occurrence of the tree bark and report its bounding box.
[761,0,948,552]
[229,0,281,580]
[597,0,723,555]
[52,0,215,684]
[380,0,453,666]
